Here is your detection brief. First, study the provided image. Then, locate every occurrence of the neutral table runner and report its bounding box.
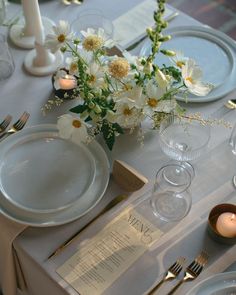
[0,214,27,295]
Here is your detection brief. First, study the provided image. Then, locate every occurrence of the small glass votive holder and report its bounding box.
[0,33,15,80]
[208,203,236,245]
[52,68,77,100]
[71,9,114,39]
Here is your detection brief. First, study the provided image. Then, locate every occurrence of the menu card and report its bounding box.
[57,207,163,295]
[113,0,174,49]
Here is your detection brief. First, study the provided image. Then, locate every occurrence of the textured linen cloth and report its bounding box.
[0,214,27,295]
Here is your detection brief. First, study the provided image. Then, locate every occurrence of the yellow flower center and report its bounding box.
[123,83,133,91]
[72,119,82,128]
[186,76,194,84]
[109,58,130,79]
[83,36,103,51]
[57,34,66,43]
[89,74,96,83]
[176,61,185,68]
[148,98,158,108]
[70,62,78,74]
[123,108,132,116]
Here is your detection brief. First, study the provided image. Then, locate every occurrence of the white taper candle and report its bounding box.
[21,0,44,44]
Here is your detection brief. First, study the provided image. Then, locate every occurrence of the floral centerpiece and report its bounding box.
[44,0,213,150]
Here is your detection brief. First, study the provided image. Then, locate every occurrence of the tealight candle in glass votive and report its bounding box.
[59,74,77,90]
[208,203,236,245]
[216,212,236,238]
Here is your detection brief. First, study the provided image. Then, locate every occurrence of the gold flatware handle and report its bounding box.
[47,194,128,260]
[166,280,183,295]
[147,279,165,295]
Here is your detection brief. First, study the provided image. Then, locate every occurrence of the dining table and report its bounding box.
[0,0,236,295]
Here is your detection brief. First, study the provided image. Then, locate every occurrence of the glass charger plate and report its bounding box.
[0,124,110,226]
[140,26,236,103]
[185,272,236,295]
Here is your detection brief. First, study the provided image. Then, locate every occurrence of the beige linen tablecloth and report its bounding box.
[0,214,27,295]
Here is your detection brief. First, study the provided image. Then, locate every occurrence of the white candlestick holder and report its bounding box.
[24,42,63,76]
[9,16,54,49]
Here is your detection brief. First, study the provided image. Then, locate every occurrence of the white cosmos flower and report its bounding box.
[113,101,143,129]
[170,50,188,69]
[81,28,115,50]
[182,59,214,96]
[122,51,144,71]
[53,69,68,90]
[45,20,74,53]
[57,114,88,144]
[86,62,105,88]
[114,85,145,109]
[144,80,174,115]
[66,49,93,75]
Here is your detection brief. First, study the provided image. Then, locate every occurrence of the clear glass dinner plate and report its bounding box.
[0,124,110,226]
[186,271,236,295]
[140,26,236,103]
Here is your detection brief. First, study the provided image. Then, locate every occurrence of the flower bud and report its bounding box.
[159,35,171,42]
[94,105,102,114]
[88,102,95,109]
[143,62,153,74]
[161,49,176,57]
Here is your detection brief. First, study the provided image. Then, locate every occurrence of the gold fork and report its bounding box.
[0,112,30,142]
[0,115,12,133]
[148,257,186,295]
[166,251,209,295]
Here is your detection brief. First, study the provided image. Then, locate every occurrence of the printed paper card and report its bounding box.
[57,208,163,295]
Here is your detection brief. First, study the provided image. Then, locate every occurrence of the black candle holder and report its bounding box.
[208,203,236,245]
[51,68,77,100]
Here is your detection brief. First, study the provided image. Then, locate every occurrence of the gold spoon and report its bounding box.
[210,99,236,118]
[72,0,83,4]
[62,0,72,5]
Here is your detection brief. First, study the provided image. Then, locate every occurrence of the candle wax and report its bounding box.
[59,75,77,90]
[216,212,236,238]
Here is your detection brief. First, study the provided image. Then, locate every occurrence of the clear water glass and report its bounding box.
[0,34,15,80]
[71,9,114,39]
[150,163,192,222]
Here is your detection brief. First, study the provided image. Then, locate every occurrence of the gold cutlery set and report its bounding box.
[148,251,209,295]
[0,112,30,141]
[62,0,83,5]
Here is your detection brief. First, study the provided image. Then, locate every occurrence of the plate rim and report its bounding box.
[185,271,236,295]
[140,25,236,103]
[0,131,97,214]
[0,124,110,227]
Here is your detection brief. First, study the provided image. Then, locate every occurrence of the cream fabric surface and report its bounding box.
[0,214,27,295]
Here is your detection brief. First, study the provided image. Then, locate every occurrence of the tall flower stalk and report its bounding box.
[44,0,213,150]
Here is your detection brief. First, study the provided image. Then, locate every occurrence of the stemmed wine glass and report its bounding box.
[158,114,211,185]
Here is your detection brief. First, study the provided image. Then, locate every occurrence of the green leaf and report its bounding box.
[112,123,124,135]
[70,104,87,114]
[101,121,115,150]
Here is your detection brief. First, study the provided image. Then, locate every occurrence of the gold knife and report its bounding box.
[47,194,128,259]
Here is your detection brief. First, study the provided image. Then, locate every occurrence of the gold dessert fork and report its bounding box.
[0,115,12,133]
[166,251,209,295]
[147,257,186,295]
[0,112,30,142]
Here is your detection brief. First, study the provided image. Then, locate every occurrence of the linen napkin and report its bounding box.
[0,214,27,295]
